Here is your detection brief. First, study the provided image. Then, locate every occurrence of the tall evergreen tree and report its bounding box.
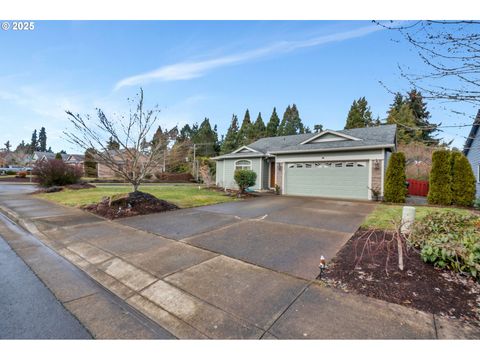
[221,114,240,154]
[344,97,374,129]
[406,89,438,144]
[253,112,266,140]
[4,140,11,151]
[30,129,38,153]
[391,92,405,112]
[313,124,324,133]
[278,104,306,135]
[192,118,218,156]
[38,127,47,152]
[238,109,254,146]
[386,103,421,144]
[265,107,280,137]
[84,148,98,177]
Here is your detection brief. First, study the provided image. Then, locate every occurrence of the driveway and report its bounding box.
[117,195,375,280]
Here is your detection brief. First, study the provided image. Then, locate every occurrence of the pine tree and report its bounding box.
[38,127,47,152]
[30,129,38,153]
[314,124,324,133]
[344,97,374,129]
[221,114,239,154]
[266,107,280,137]
[278,104,306,136]
[192,118,218,156]
[252,112,266,140]
[406,89,438,144]
[151,126,169,151]
[277,105,291,136]
[4,140,11,151]
[55,152,63,160]
[238,109,253,146]
[391,92,405,112]
[386,103,421,144]
[428,150,453,205]
[289,104,305,134]
[384,152,407,203]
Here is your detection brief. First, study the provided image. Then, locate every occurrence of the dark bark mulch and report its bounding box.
[31,182,96,194]
[321,229,480,326]
[82,191,178,220]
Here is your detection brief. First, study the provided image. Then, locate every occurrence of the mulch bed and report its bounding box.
[82,191,178,220]
[321,229,480,326]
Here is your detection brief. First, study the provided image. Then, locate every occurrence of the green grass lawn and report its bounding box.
[362,204,475,230]
[35,184,236,209]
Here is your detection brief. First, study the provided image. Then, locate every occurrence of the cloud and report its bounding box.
[114,24,384,90]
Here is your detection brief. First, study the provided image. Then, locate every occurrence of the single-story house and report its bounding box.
[463,109,480,196]
[213,124,397,201]
[32,151,69,163]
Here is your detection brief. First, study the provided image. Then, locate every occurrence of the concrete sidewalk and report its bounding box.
[0,186,478,339]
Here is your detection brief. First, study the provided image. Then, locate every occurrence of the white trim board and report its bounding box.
[300,130,361,144]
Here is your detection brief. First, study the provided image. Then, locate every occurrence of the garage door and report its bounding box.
[285,161,369,200]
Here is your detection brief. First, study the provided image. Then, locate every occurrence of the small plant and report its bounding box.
[234,169,256,194]
[33,159,82,187]
[409,211,480,278]
[274,184,280,195]
[474,198,480,209]
[368,186,381,201]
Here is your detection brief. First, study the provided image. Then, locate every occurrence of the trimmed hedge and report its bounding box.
[451,152,476,206]
[384,152,407,203]
[428,150,452,205]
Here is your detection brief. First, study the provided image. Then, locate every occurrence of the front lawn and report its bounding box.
[362,204,473,230]
[35,184,236,209]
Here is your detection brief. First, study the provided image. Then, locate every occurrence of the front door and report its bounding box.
[270,161,275,188]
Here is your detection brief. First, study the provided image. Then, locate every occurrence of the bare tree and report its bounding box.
[377,21,480,109]
[64,89,164,192]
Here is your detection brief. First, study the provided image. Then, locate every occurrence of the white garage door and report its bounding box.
[284,161,369,200]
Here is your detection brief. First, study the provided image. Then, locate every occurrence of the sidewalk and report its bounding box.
[0,187,478,339]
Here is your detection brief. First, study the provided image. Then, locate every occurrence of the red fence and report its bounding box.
[407,178,429,197]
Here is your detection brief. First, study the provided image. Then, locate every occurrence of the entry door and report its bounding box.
[270,161,275,187]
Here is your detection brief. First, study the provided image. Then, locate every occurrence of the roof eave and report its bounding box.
[269,144,396,155]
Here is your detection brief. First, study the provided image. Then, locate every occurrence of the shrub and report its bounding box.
[451,153,476,206]
[33,159,82,187]
[234,169,257,194]
[428,150,452,205]
[5,170,16,175]
[16,171,27,178]
[410,211,480,278]
[383,152,407,203]
[474,198,480,209]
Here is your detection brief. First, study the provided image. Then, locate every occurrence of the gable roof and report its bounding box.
[300,130,361,144]
[463,110,480,156]
[213,124,397,159]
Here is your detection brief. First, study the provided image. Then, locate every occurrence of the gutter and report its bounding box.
[269,144,396,155]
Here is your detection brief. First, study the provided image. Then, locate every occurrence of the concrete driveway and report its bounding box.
[117,195,375,280]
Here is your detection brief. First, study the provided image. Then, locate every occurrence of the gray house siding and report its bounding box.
[216,157,263,190]
[466,132,480,196]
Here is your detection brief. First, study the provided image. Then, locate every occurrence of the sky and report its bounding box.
[0,20,477,153]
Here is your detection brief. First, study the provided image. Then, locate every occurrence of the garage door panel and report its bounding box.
[285,163,369,200]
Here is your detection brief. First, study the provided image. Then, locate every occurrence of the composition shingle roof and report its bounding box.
[214,124,397,159]
[463,110,480,156]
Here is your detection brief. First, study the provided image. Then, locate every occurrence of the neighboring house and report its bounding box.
[65,154,86,175]
[463,109,480,197]
[32,151,69,163]
[96,149,164,179]
[213,124,397,201]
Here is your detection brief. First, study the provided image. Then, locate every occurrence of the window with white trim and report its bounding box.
[477,164,480,183]
[235,159,252,170]
[346,162,354,167]
[334,163,343,167]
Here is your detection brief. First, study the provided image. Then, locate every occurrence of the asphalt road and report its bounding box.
[0,234,91,339]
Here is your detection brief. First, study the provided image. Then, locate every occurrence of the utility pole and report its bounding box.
[193,143,197,181]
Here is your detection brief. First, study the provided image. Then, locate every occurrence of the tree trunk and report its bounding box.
[132,183,139,192]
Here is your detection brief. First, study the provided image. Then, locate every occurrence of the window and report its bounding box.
[235,159,252,170]
[305,163,312,168]
[296,163,303,168]
[288,164,295,168]
[346,162,354,167]
[334,163,343,168]
[357,162,366,167]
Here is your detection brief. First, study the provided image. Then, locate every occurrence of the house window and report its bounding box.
[296,163,304,168]
[334,163,343,168]
[235,159,252,170]
[305,163,312,168]
[357,162,366,167]
[346,162,354,167]
[288,164,295,168]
